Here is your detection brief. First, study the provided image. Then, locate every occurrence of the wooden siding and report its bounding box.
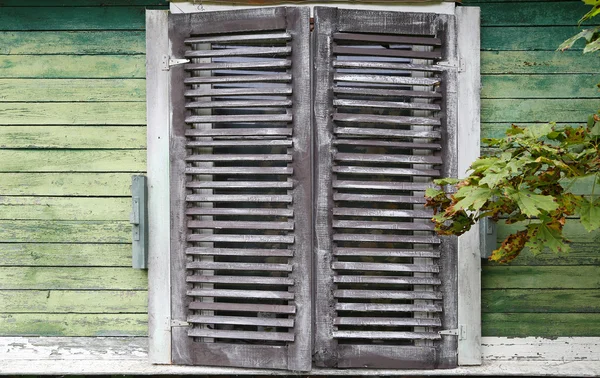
[464,0,600,337]
[0,0,166,338]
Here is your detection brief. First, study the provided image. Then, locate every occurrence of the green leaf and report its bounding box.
[452,186,494,212]
[583,37,600,53]
[469,157,499,173]
[577,198,600,232]
[523,123,553,139]
[580,1,600,24]
[425,187,445,198]
[478,169,509,189]
[433,178,460,186]
[506,188,559,217]
[526,222,570,255]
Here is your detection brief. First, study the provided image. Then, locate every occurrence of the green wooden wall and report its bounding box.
[464,0,600,337]
[0,0,166,337]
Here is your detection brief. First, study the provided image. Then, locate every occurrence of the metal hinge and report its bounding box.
[436,60,462,73]
[171,320,190,327]
[161,55,191,71]
[439,325,467,340]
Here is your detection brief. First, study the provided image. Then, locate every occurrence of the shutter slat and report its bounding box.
[334,290,442,300]
[333,331,441,340]
[334,248,440,258]
[185,60,292,71]
[334,153,442,164]
[334,74,440,86]
[189,301,296,314]
[185,87,292,97]
[333,275,441,286]
[187,275,294,285]
[334,99,441,111]
[186,248,293,257]
[185,114,292,124]
[333,113,440,126]
[333,32,442,46]
[333,166,440,177]
[188,221,294,230]
[188,315,294,328]
[333,180,432,191]
[187,234,295,244]
[187,140,293,147]
[185,128,292,137]
[186,194,292,203]
[187,289,295,300]
[333,194,427,204]
[333,208,432,218]
[332,262,439,273]
[187,154,293,162]
[185,46,291,58]
[333,139,441,150]
[333,220,433,231]
[186,100,292,109]
[333,60,445,73]
[334,127,441,140]
[187,261,292,272]
[335,317,442,327]
[185,74,291,84]
[189,329,294,342]
[334,86,442,99]
[185,32,291,44]
[187,180,294,189]
[333,46,442,60]
[186,208,293,217]
[335,303,443,313]
[185,167,293,175]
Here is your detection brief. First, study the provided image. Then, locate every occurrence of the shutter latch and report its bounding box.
[439,325,467,340]
[161,55,191,71]
[171,320,190,327]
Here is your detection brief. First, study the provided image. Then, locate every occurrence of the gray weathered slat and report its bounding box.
[334,289,442,300]
[333,331,441,340]
[335,302,443,313]
[334,152,442,164]
[333,207,432,218]
[334,248,440,258]
[334,113,440,126]
[333,220,433,231]
[185,114,292,124]
[334,86,442,99]
[184,74,292,84]
[185,87,292,97]
[187,289,294,300]
[333,32,441,46]
[186,99,292,108]
[333,139,441,150]
[185,60,291,71]
[334,127,441,139]
[334,275,441,286]
[333,180,432,191]
[335,317,442,327]
[334,74,440,86]
[187,180,293,189]
[187,140,293,147]
[187,275,294,285]
[188,315,294,328]
[186,208,293,217]
[333,60,445,73]
[332,261,439,273]
[333,45,441,60]
[333,233,441,244]
[185,128,292,137]
[333,166,440,177]
[186,247,293,257]
[187,234,295,244]
[185,167,293,175]
[186,194,292,203]
[185,46,291,58]
[185,32,291,44]
[333,193,427,204]
[187,154,292,162]
[189,301,295,314]
[334,99,441,111]
[188,329,294,342]
[188,220,294,230]
[187,261,292,272]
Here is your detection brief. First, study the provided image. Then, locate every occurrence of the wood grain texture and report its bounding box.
[0,0,166,6]
[482,336,600,362]
[0,220,130,243]
[0,290,147,313]
[482,74,600,99]
[0,173,133,196]
[488,247,600,266]
[481,26,587,51]
[481,51,599,74]
[0,55,144,78]
[483,313,600,337]
[0,243,131,267]
[0,126,146,149]
[481,99,598,122]
[0,79,144,101]
[482,289,600,313]
[0,197,130,221]
[0,7,146,31]
[0,150,145,172]
[0,267,147,290]
[0,313,147,337]
[0,103,145,125]
[482,266,600,289]
[477,1,598,27]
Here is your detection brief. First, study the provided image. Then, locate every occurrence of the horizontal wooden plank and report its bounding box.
[0,79,145,102]
[0,103,145,125]
[482,289,600,313]
[481,26,587,51]
[482,313,600,337]
[0,173,133,196]
[0,197,130,221]
[0,7,146,31]
[481,51,598,74]
[482,266,600,289]
[333,330,441,340]
[488,247,600,267]
[481,74,600,99]
[0,55,144,78]
[481,336,600,362]
[0,150,145,172]
[187,315,293,328]
[0,31,145,55]
[0,290,147,313]
[478,2,597,27]
[188,329,293,342]
[0,243,131,267]
[0,267,147,290]
[187,289,294,300]
[481,99,597,122]
[0,313,147,337]
[0,220,130,243]
[0,126,146,149]
[0,0,166,6]
[189,302,295,314]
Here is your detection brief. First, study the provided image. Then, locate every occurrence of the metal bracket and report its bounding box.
[171,320,190,327]
[161,55,191,71]
[439,325,467,340]
[435,60,460,72]
[439,329,458,336]
[130,175,148,269]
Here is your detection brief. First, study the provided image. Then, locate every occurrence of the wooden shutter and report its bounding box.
[313,7,458,369]
[169,7,312,370]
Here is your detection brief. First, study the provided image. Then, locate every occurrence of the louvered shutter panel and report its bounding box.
[169,7,312,370]
[313,7,458,369]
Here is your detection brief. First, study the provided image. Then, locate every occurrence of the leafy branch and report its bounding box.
[558,0,600,54]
